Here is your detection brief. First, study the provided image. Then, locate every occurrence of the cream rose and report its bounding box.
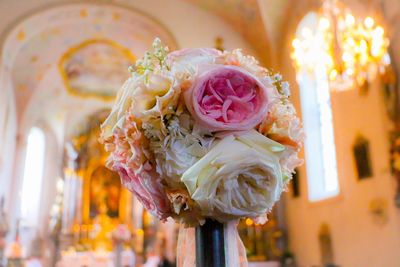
[181,130,285,221]
[101,72,177,139]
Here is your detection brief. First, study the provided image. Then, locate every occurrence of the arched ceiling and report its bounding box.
[183,0,273,66]
[0,3,176,139]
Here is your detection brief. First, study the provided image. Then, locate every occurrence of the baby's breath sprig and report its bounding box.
[267,69,291,100]
[152,38,170,70]
[128,38,170,79]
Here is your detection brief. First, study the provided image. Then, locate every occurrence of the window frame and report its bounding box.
[294,11,340,202]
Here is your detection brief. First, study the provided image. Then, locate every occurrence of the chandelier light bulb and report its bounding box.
[345,14,355,26]
[319,17,331,30]
[291,0,390,91]
[364,17,375,28]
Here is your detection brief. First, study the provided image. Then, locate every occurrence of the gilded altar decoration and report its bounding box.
[291,0,389,91]
[5,220,23,267]
[390,134,400,208]
[0,197,8,264]
[89,166,121,220]
[238,212,284,261]
[100,38,303,266]
[59,39,135,101]
[319,223,335,266]
[214,36,224,51]
[62,110,133,252]
[369,198,389,225]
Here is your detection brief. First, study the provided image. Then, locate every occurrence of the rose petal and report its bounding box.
[222,99,233,122]
[185,65,270,131]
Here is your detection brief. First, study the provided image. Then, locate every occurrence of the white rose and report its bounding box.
[148,114,214,186]
[181,130,285,221]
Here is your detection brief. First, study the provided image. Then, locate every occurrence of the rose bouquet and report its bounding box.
[100,39,303,266]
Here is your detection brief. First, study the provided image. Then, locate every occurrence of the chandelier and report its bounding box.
[291,0,390,91]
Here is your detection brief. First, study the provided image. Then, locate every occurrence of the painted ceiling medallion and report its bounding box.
[59,39,135,101]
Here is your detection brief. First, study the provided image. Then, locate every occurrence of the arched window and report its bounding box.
[293,12,339,201]
[20,127,46,226]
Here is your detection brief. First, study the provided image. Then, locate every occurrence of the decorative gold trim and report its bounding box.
[58,38,135,102]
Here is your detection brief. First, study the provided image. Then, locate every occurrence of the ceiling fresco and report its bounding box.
[59,39,135,101]
[0,3,177,134]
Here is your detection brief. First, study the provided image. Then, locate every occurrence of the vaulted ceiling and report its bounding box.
[183,0,273,66]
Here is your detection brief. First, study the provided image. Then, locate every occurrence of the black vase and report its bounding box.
[195,219,226,267]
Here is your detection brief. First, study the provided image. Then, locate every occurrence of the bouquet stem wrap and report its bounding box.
[177,220,248,267]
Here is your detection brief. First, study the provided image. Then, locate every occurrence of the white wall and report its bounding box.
[269,1,400,266]
[285,78,400,267]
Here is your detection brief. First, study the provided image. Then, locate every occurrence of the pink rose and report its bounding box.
[185,65,270,131]
[105,114,172,220]
[114,165,171,220]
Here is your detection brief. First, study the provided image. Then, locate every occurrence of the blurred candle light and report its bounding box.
[245,218,253,227]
